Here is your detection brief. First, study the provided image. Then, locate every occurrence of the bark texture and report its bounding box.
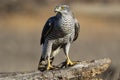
[0,58,111,80]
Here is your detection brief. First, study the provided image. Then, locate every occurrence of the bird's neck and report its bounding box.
[56,12,73,19]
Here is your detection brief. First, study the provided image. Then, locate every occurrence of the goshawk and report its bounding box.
[38,4,80,70]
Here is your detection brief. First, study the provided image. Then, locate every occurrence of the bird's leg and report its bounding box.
[64,43,74,66]
[47,56,54,70]
[46,42,54,70]
[66,54,74,66]
[65,53,78,67]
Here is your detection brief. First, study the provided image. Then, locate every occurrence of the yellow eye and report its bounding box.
[61,6,65,10]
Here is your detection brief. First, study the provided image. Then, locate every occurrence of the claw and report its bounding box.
[67,59,74,66]
[66,56,78,66]
[46,58,54,70]
[47,64,54,70]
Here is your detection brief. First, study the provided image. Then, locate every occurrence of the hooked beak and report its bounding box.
[54,6,61,13]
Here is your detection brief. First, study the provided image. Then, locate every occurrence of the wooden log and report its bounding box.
[0,58,111,80]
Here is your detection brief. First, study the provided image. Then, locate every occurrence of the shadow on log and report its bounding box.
[0,58,111,80]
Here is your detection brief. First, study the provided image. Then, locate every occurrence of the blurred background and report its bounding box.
[0,0,120,79]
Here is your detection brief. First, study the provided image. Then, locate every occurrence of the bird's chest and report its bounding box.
[47,17,75,42]
[55,18,74,34]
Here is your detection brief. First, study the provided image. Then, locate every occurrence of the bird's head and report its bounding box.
[54,4,71,14]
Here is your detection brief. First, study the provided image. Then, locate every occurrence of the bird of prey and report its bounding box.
[38,4,80,70]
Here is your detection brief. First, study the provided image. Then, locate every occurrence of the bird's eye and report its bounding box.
[61,6,65,10]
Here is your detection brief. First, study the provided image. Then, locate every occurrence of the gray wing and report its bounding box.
[73,18,80,41]
[40,16,55,45]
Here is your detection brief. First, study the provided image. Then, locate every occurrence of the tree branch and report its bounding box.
[0,58,111,80]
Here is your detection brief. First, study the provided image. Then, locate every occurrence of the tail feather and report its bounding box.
[38,46,61,69]
[38,45,48,66]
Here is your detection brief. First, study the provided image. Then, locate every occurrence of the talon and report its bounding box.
[66,56,78,66]
[67,60,75,66]
[47,64,54,70]
[67,60,74,66]
[46,59,54,70]
[73,61,79,64]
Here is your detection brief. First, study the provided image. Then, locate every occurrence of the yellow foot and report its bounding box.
[46,64,54,70]
[67,60,74,66]
[67,60,78,66]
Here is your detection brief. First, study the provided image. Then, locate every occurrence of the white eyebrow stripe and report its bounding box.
[59,7,62,10]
